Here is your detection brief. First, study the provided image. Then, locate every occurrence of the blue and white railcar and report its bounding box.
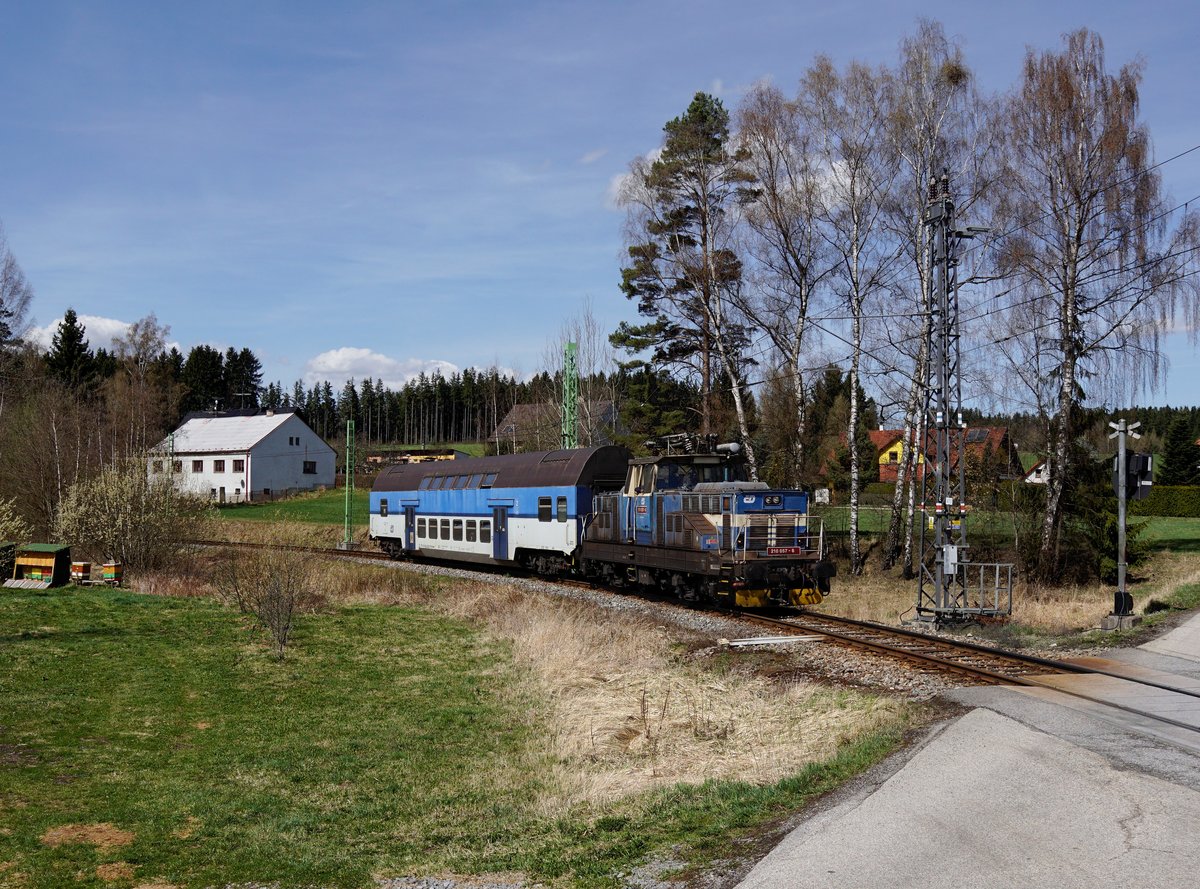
[369,446,630,570]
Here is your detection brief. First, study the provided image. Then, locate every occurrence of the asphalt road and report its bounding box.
[735,615,1200,889]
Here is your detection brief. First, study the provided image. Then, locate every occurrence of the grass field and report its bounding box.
[1137,516,1200,552]
[218,486,369,524]
[0,584,907,888]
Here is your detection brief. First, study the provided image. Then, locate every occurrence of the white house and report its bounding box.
[1023,459,1050,485]
[150,411,336,503]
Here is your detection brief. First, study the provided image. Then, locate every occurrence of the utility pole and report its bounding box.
[339,418,358,551]
[915,173,1011,624]
[561,341,578,450]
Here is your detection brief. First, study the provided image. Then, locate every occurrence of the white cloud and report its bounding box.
[26,313,134,353]
[578,147,608,165]
[303,347,459,390]
[605,146,663,210]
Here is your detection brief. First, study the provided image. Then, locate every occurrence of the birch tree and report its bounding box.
[997,29,1199,579]
[801,58,901,573]
[736,82,833,485]
[878,21,996,574]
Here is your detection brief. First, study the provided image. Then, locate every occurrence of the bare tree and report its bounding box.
[736,82,834,485]
[997,29,1200,579]
[877,21,997,574]
[801,57,902,573]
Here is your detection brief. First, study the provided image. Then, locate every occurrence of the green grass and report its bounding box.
[218,486,370,524]
[0,587,906,888]
[1137,516,1200,552]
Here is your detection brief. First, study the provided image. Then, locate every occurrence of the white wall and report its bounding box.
[248,415,335,496]
[149,453,251,502]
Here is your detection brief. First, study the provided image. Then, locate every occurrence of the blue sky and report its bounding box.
[8,0,1200,407]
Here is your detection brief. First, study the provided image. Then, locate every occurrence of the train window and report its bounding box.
[557,496,568,522]
[469,474,483,488]
[419,477,432,490]
[452,519,463,541]
[380,499,388,517]
[454,475,469,489]
[480,521,491,544]
[481,473,497,488]
[466,520,477,542]
[431,476,445,490]
[538,496,552,522]
[440,518,450,539]
[417,517,426,537]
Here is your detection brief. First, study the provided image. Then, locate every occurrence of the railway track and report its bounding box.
[739,610,1200,735]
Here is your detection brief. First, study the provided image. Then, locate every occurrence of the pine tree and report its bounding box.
[1159,416,1200,486]
[45,308,95,393]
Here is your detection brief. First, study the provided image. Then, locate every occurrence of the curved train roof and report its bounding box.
[372,445,631,493]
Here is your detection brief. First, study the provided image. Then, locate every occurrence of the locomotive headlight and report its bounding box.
[764,495,782,507]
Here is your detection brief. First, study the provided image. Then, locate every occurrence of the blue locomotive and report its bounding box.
[369,435,833,608]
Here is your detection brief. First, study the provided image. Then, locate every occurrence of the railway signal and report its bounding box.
[1106,419,1148,627]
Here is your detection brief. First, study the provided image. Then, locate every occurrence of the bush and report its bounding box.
[214,544,322,659]
[53,458,216,568]
[0,496,33,543]
[1129,485,1200,517]
[860,482,895,506]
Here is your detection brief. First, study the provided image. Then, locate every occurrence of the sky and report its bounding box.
[6,0,1200,410]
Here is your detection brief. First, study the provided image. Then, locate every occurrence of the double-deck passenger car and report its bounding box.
[369,446,629,570]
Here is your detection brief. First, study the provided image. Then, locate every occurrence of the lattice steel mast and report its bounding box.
[915,173,1011,622]
[561,341,578,449]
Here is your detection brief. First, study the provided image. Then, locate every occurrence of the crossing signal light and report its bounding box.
[1112,452,1153,501]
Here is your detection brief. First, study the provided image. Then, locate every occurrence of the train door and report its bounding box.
[405,507,416,551]
[492,506,508,560]
[634,495,652,545]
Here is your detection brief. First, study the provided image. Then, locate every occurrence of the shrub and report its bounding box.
[1129,485,1200,517]
[53,458,215,569]
[0,496,33,543]
[214,544,322,658]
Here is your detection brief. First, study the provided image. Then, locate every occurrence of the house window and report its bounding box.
[213,460,225,473]
[192,460,204,472]
[466,520,477,543]
[152,460,163,473]
[538,496,552,522]
[557,496,568,522]
[233,459,245,472]
[172,460,182,473]
[889,451,898,463]
[452,519,463,541]
[303,461,317,474]
[480,520,491,544]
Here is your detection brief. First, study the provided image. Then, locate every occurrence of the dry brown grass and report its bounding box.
[142,555,910,811]
[39,823,133,850]
[322,572,906,811]
[819,550,1200,635]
